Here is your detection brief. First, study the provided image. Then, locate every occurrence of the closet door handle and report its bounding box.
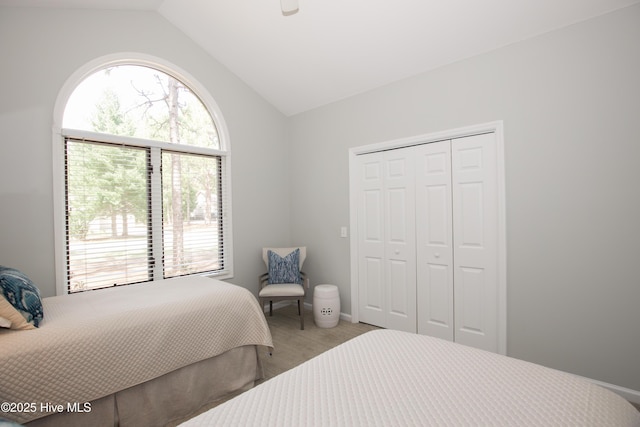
[434,252,440,258]
[395,249,400,255]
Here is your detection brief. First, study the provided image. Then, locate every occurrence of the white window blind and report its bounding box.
[64,137,227,293]
[161,151,224,278]
[65,138,152,292]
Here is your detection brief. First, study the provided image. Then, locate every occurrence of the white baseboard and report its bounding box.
[271,302,640,405]
[267,301,352,323]
[339,312,352,322]
[580,376,640,404]
[261,300,293,312]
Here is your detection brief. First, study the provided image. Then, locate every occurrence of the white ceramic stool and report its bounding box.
[313,284,340,328]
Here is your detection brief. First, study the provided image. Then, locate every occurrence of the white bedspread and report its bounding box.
[182,329,640,427]
[0,276,273,424]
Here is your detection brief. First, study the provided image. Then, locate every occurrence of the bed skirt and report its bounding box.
[26,345,263,427]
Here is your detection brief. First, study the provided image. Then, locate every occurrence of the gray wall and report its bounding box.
[289,5,640,391]
[1,3,638,395]
[0,7,291,297]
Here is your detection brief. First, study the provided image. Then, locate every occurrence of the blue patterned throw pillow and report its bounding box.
[267,249,302,285]
[0,266,44,329]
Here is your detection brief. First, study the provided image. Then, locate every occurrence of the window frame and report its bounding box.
[52,54,233,295]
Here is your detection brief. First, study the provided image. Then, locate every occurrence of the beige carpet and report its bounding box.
[257,304,380,383]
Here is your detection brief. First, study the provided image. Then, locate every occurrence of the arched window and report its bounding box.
[54,58,232,293]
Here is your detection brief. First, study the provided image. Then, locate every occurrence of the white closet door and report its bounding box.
[357,152,386,327]
[383,149,416,333]
[415,141,454,340]
[357,149,417,332]
[451,133,499,352]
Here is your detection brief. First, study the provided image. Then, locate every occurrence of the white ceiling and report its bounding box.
[2,0,639,116]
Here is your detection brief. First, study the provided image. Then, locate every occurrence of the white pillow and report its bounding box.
[0,315,11,328]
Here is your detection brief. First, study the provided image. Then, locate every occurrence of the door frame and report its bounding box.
[348,120,507,355]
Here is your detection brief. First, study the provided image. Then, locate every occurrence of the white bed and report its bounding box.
[0,275,273,426]
[182,329,640,427]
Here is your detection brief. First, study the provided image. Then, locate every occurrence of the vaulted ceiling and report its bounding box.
[2,0,638,116]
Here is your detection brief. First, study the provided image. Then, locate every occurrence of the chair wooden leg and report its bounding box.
[299,298,304,330]
[269,301,273,316]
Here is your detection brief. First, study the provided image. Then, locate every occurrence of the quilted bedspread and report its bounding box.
[182,329,640,427]
[0,276,273,424]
